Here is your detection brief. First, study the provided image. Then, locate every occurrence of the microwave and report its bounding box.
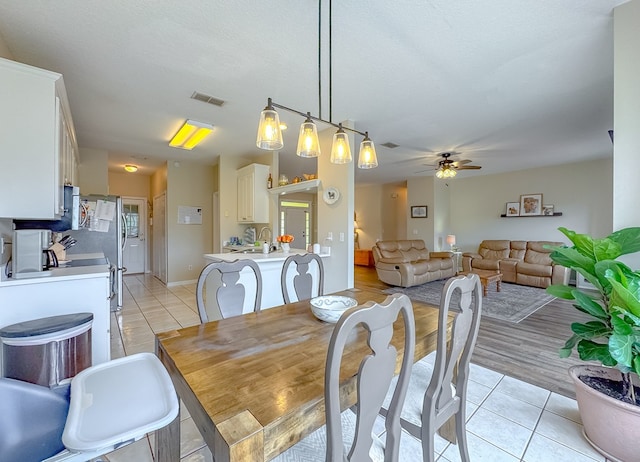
[14,185,80,232]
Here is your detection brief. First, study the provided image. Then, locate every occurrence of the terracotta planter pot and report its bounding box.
[570,365,640,462]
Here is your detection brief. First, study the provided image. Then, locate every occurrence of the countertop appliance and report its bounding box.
[64,195,125,310]
[11,229,52,279]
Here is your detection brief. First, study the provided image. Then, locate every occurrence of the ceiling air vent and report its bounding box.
[381,142,400,149]
[191,91,225,107]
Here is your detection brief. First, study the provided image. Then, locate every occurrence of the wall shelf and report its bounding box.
[500,212,563,218]
[268,179,321,195]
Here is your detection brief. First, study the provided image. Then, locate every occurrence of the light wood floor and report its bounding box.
[354,265,591,398]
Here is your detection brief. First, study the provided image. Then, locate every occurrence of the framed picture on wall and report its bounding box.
[520,193,543,216]
[506,202,520,216]
[542,204,555,216]
[411,205,428,218]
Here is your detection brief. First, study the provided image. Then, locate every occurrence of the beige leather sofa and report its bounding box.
[462,240,569,288]
[372,240,456,288]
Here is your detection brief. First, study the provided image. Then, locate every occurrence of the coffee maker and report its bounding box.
[12,229,53,278]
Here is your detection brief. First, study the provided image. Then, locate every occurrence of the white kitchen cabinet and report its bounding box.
[237,163,270,223]
[0,57,79,219]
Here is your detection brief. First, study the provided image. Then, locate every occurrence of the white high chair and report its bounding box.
[42,352,179,462]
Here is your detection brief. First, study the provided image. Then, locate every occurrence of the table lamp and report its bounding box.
[446,234,456,250]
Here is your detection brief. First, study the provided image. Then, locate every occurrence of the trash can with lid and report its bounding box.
[0,313,93,387]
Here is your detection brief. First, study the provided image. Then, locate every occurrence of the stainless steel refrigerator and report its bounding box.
[65,195,125,311]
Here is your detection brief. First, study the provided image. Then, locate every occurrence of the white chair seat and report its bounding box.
[44,353,179,462]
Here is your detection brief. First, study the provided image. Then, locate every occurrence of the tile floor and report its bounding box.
[104,274,606,462]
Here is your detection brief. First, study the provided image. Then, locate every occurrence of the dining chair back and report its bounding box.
[280,253,324,303]
[272,293,415,461]
[196,259,263,322]
[384,274,482,462]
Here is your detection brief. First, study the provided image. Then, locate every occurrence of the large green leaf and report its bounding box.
[549,247,595,275]
[571,321,610,338]
[610,333,633,367]
[633,355,640,376]
[608,278,640,319]
[572,290,608,319]
[608,227,640,256]
[559,334,580,358]
[577,340,617,366]
[546,284,575,300]
[611,315,633,335]
[592,239,622,262]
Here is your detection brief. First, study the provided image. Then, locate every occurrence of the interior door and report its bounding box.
[153,193,167,283]
[122,197,146,274]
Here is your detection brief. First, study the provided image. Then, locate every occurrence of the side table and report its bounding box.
[354,249,374,267]
[452,251,463,274]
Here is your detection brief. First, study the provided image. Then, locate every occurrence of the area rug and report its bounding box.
[383,280,555,323]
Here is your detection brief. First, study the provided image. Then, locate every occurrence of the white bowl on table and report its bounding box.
[309,296,358,323]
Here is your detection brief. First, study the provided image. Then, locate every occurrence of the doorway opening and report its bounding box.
[122,197,147,274]
[279,199,313,250]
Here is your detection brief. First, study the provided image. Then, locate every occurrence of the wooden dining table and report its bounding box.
[154,288,445,462]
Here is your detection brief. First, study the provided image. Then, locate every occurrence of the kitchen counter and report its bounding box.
[203,250,329,310]
[0,252,109,286]
[0,252,112,367]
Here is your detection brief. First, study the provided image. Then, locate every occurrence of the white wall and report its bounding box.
[317,123,354,292]
[614,0,640,268]
[166,161,215,284]
[449,158,613,252]
[78,148,109,195]
[0,31,13,60]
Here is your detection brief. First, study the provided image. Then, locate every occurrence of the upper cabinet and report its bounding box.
[237,163,270,223]
[0,58,79,219]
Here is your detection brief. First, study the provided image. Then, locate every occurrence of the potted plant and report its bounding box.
[547,226,640,461]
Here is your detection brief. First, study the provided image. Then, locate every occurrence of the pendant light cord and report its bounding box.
[317,0,333,122]
[318,0,322,120]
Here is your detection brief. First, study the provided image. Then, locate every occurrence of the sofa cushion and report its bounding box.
[517,261,552,277]
[376,240,430,262]
[479,240,510,260]
[509,241,527,260]
[473,258,500,271]
[523,241,560,266]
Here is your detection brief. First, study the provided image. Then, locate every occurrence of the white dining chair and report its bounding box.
[196,259,263,322]
[1,353,179,462]
[280,253,324,303]
[272,293,415,462]
[382,274,482,462]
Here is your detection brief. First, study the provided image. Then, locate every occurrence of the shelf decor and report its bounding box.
[542,204,555,216]
[520,193,543,216]
[506,202,520,217]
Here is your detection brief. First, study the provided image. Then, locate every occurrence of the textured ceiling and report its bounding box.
[0,0,625,183]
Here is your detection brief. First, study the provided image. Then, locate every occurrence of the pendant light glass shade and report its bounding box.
[256,100,283,150]
[330,124,352,164]
[357,133,378,169]
[296,114,321,158]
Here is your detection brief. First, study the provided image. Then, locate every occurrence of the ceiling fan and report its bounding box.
[419,152,482,178]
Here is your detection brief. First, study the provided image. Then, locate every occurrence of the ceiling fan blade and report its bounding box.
[456,165,482,170]
[452,159,472,166]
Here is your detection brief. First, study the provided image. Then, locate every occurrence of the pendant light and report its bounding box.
[357,133,378,169]
[296,113,321,157]
[330,123,352,164]
[256,98,284,150]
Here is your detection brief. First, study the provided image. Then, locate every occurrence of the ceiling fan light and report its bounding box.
[358,133,378,169]
[256,99,284,150]
[296,114,321,158]
[330,124,352,164]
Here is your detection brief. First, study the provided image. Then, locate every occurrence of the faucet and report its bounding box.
[258,227,272,243]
